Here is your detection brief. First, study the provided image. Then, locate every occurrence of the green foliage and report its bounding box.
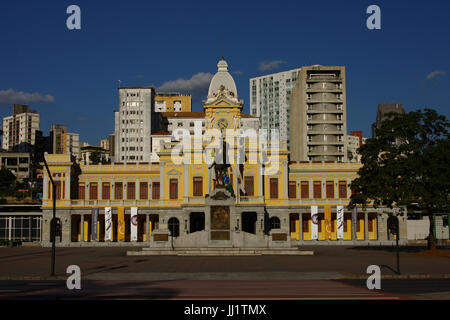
[0,168,16,190]
[349,109,450,215]
[89,151,102,164]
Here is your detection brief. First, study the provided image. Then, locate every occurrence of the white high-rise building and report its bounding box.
[2,104,40,152]
[249,68,302,147]
[114,87,155,163]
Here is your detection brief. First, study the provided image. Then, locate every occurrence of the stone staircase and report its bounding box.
[127,246,314,256]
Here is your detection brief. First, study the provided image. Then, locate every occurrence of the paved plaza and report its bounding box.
[0,245,449,299]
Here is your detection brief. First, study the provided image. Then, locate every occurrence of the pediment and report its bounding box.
[166,168,182,175]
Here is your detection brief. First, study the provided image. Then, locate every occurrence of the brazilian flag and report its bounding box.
[222,174,234,196]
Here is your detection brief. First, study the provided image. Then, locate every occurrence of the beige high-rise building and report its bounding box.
[289,65,347,162]
[2,104,40,152]
[50,124,80,161]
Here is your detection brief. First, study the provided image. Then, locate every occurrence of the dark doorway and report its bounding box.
[190,212,205,233]
[168,217,180,237]
[242,212,257,234]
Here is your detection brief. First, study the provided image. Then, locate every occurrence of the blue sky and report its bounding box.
[1,0,449,144]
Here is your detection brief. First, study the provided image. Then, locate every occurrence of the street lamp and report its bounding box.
[42,153,57,276]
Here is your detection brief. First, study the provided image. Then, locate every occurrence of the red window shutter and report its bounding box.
[313,181,322,199]
[78,184,85,200]
[115,183,123,200]
[193,177,202,196]
[102,183,110,200]
[270,178,278,199]
[170,179,178,199]
[244,176,254,196]
[140,182,148,200]
[288,182,297,199]
[326,181,334,199]
[127,182,135,200]
[152,182,160,200]
[89,183,98,200]
[339,181,347,198]
[301,182,309,199]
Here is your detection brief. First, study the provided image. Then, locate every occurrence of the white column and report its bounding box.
[183,164,189,201]
[309,178,313,199]
[258,162,263,197]
[136,179,140,201]
[65,174,71,200]
[98,179,102,200]
[283,161,288,199]
[43,175,48,200]
[160,162,165,200]
[207,165,211,195]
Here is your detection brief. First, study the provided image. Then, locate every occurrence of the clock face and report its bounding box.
[217,118,229,130]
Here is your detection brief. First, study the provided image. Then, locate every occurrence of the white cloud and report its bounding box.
[233,70,243,75]
[426,70,446,80]
[0,88,55,104]
[258,60,286,72]
[157,72,214,95]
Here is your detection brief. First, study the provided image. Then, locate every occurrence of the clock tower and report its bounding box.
[203,58,243,132]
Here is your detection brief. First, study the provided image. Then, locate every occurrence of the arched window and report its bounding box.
[269,217,280,230]
[168,217,180,237]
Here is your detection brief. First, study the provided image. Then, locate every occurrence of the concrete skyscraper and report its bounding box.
[249,68,302,146]
[289,65,347,162]
[114,86,159,163]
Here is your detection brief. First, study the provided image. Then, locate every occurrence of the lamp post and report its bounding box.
[42,153,57,276]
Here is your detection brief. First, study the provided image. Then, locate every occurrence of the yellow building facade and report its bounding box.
[41,59,405,247]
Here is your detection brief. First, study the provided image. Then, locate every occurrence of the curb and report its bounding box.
[335,274,450,280]
[2,274,450,281]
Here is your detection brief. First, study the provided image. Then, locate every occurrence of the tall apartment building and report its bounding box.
[50,124,80,161]
[114,86,157,163]
[250,68,302,145]
[154,93,191,112]
[371,103,405,138]
[2,104,40,152]
[289,65,347,162]
[347,131,366,163]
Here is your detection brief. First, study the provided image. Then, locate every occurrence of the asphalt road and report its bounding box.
[0,278,449,300]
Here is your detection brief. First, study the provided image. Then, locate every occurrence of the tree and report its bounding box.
[349,109,450,250]
[0,168,17,190]
[89,150,102,164]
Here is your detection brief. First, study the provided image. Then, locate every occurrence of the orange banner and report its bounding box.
[324,205,332,239]
[117,207,125,241]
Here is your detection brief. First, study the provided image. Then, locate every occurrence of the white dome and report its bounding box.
[207,58,238,99]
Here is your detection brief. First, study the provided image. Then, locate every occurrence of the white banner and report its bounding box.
[105,207,112,241]
[337,206,344,239]
[311,206,318,240]
[131,207,138,241]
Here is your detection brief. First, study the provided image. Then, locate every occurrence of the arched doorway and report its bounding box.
[168,217,180,237]
[242,212,257,234]
[190,212,205,233]
[387,216,399,240]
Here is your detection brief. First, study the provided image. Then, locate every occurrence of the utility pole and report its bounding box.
[42,153,57,276]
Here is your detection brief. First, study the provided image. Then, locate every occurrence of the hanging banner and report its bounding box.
[131,207,138,241]
[311,206,319,240]
[337,206,344,239]
[352,207,358,239]
[91,208,99,241]
[118,207,125,241]
[105,207,112,241]
[324,205,332,239]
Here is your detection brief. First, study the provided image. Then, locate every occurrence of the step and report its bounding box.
[127,249,314,256]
